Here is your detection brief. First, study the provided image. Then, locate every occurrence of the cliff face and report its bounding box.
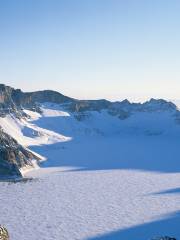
[0,84,16,115]
[0,127,40,178]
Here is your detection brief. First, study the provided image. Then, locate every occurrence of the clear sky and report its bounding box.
[0,0,180,101]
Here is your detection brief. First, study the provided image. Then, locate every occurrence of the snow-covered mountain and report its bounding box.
[0,83,180,177]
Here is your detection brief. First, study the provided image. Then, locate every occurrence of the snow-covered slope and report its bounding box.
[0,102,180,171]
[0,94,180,239]
[0,111,71,147]
[15,103,180,139]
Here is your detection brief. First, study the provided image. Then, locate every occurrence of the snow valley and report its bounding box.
[0,84,180,240]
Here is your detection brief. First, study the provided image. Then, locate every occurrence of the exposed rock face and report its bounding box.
[67,99,111,112]
[0,84,74,117]
[0,127,40,178]
[22,90,74,105]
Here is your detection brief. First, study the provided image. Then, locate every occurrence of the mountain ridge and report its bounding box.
[0,83,177,114]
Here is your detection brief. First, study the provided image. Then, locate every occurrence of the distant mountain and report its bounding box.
[0,84,177,117]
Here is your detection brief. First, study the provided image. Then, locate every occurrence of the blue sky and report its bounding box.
[0,0,180,101]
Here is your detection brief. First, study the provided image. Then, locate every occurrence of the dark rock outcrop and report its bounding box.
[0,226,9,240]
[0,127,40,178]
[0,84,74,117]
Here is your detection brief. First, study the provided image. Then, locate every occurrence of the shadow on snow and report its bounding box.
[86,211,180,240]
[30,134,180,173]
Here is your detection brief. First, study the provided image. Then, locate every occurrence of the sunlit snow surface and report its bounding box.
[0,104,180,240]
